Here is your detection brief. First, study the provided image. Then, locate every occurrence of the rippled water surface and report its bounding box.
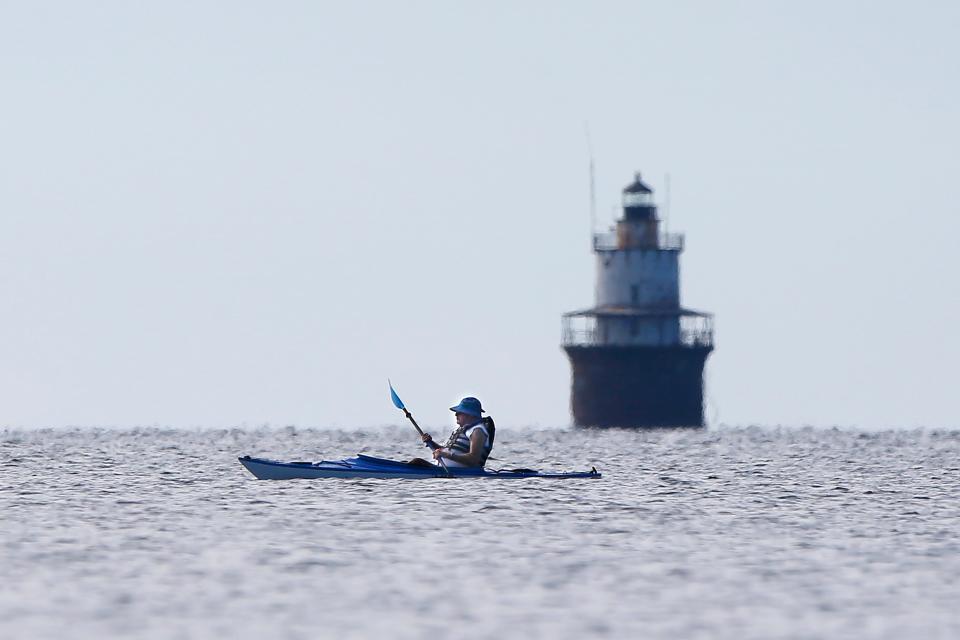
[2,425,959,639]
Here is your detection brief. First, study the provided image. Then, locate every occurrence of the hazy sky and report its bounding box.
[2,2,958,430]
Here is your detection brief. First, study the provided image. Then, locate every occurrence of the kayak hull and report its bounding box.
[239,454,600,480]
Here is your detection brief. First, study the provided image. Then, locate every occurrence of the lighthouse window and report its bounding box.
[623,192,652,207]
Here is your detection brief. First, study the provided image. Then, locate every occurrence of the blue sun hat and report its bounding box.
[450,397,484,417]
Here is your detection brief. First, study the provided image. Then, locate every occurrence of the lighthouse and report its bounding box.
[561,172,714,427]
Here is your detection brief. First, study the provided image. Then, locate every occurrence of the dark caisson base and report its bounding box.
[563,345,712,428]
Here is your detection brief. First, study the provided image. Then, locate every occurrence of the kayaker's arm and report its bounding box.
[420,433,440,450]
[433,428,487,467]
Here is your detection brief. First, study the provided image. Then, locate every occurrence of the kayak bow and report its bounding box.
[239,454,601,480]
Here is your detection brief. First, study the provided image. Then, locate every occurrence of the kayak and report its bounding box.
[239,454,601,480]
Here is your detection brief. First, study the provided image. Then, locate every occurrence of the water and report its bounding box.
[2,425,958,639]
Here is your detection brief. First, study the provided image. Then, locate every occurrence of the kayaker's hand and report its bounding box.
[432,448,446,460]
[421,433,433,444]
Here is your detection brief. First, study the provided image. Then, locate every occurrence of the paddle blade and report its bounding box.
[388,380,405,410]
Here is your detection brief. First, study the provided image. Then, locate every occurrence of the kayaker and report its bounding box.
[411,397,495,468]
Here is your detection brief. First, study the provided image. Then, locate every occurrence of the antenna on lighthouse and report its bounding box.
[585,123,596,249]
[664,172,672,236]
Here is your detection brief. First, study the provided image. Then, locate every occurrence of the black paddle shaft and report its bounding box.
[404,409,440,450]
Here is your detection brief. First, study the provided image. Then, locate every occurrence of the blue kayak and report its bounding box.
[239,454,601,480]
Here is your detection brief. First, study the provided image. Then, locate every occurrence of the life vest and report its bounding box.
[443,416,495,467]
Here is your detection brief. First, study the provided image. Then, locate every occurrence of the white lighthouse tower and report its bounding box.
[562,172,714,427]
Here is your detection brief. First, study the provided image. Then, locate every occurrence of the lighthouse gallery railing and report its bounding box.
[592,231,685,252]
[562,313,713,349]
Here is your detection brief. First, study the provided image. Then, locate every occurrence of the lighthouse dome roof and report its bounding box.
[623,172,653,194]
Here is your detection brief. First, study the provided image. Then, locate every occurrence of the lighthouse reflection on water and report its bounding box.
[562,172,714,428]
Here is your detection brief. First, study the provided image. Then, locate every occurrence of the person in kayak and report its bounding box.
[410,396,495,468]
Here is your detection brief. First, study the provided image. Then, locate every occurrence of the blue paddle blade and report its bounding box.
[388,380,405,410]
